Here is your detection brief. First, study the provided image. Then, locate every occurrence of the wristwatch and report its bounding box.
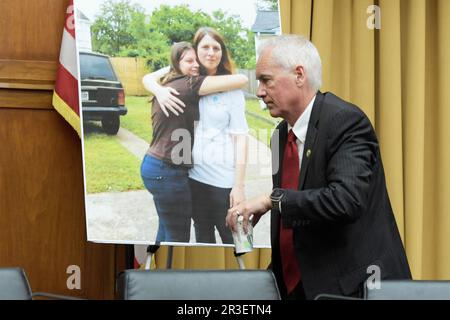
[270,188,285,212]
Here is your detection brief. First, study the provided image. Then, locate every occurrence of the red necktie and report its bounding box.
[280,129,301,294]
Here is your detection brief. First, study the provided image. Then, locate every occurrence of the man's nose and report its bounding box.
[256,83,266,98]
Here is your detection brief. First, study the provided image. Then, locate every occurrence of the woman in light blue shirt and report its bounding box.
[142,40,248,243]
[151,27,249,245]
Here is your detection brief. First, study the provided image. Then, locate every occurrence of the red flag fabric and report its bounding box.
[53,0,81,136]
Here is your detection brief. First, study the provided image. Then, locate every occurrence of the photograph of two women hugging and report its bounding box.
[140,27,250,245]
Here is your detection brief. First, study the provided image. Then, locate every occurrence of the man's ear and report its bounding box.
[294,65,306,87]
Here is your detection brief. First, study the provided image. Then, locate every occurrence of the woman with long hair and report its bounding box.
[148,27,249,245]
[141,41,248,243]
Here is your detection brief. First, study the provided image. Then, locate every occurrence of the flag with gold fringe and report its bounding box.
[55,1,153,270]
[53,0,81,137]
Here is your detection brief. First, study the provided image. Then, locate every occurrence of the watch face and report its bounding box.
[271,188,284,198]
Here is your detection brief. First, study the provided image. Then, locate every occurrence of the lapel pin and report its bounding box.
[306,149,312,158]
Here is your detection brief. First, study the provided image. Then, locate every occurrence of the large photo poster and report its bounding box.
[75,0,281,247]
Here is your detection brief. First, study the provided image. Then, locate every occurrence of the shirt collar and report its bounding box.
[287,95,316,144]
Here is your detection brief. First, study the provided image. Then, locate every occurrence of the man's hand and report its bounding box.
[154,87,185,117]
[226,193,272,234]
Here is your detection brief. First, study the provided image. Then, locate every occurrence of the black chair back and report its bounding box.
[118,269,281,300]
[365,280,450,300]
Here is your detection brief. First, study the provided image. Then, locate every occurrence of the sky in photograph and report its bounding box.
[76,0,262,29]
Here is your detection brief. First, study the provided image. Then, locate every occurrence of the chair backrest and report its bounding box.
[365,280,450,300]
[118,269,281,300]
[0,268,33,300]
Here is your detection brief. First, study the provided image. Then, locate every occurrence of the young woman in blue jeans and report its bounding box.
[141,42,248,243]
[147,28,250,245]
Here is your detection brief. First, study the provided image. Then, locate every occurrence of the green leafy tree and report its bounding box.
[210,10,256,69]
[127,31,171,70]
[148,5,255,69]
[91,0,146,56]
[258,0,279,10]
[91,2,256,70]
[118,6,171,69]
[148,5,213,44]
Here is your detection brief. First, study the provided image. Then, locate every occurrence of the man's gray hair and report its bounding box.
[258,35,322,91]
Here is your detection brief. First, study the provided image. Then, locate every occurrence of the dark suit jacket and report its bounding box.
[270,91,411,299]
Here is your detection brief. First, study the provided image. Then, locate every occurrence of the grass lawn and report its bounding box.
[245,99,280,146]
[246,116,275,146]
[245,98,274,120]
[120,96,153,143]
[83,124,144,193]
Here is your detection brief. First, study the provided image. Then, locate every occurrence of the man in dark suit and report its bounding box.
[226,35,411,300]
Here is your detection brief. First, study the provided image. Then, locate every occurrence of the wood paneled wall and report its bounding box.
[0,0,122,299]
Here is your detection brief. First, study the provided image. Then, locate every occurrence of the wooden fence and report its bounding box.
[237,69,257,96]
[110,57,150,96]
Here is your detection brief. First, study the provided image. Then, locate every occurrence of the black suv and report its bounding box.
[80,51,127,135]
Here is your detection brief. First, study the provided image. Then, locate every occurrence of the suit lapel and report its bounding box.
[299,92,324,190]
[272,121,287,188]
[271,121,287,246]
[270,93,324,245]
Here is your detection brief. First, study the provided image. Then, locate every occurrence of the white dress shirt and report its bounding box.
[287,95,316,169]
